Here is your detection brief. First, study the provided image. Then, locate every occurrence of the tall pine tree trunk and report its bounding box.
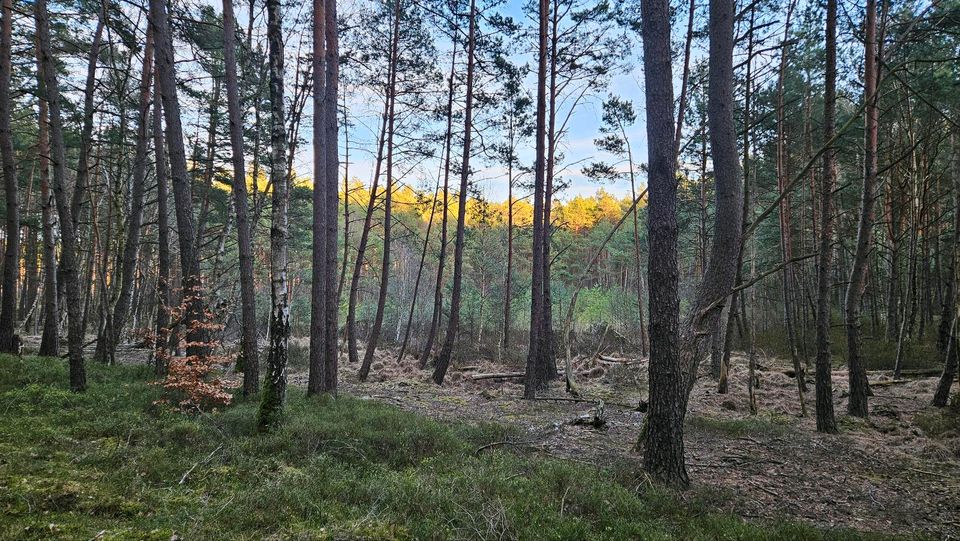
[152,71,172,374]
[150,0,206,354]
[35,0,86,391]
[320,0,340,392]
[359,0,400,382]
[433,0,476,385]
[844,0,879,418]
[524,0,549,399]
[776,0,805,415]
[815,0,839,433]
[95,26,155,364]
[223,0,260,396]
[639,0,681,486]
[420,32,457,367]
[34,43,59,356]
[0,0,18,353]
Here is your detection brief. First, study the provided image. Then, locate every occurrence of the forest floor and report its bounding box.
[287,344,960,539]
[13,335,960,539]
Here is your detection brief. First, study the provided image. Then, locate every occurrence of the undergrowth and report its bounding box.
[0,355,906,540]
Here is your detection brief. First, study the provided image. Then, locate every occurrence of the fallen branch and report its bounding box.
[472,369,597,381]
[887,368,944,377]
[179,443,223,485]
[533,396,637,410]
[596,355,641,364]
[474,439,541,456]
[471,372,525,381]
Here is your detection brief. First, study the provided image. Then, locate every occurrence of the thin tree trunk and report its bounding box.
[673,0,695,159]
[0,0,18,352]
[932,133,960,406]
[35,0,86,391]
[337,95,350,303]
[223,0,259,396]
[625,124,648,356]
[524,0,549,399]
[152,71,172,375]
[397,172,443,362]
[420,30,458,368]
[502,115,514,356]
[358,2,400,383]
[815,0,839,433]
[94,27,154,364]
[150,0,206,355]
[258,0,290,428]
[34,42,59,356]
[776,0,806,415]
[433,0,476,385]
[844,0,879,418]
[345,61,391,372]
[538,0,560,384]
[71,7,105,238]
[193,80,223,250]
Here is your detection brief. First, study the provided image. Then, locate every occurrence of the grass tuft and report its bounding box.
[0,354,900,540]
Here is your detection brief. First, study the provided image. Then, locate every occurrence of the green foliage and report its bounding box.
[915,397,960,438]
[754,326,944,371]
[0,355,901,540]
[687,414,794,438]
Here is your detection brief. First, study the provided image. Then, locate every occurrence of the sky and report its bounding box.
[281,0,654,204]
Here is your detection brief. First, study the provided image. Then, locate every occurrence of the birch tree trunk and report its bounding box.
[259,0,290,428]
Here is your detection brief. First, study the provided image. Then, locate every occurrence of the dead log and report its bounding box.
[596,354,641,364]
[471,372,525,381]
[472,368,601,382]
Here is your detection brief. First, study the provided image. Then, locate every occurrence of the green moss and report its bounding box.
[915,410,960,437]
[0,354,904,540]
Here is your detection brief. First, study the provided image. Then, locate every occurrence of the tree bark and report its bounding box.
[815,0,839,433]
[150,0,206,355]
[258,0,290,429]
[638,0,683,487]
[152,71,172,375]
[359,0,400,382]
[844,0,879,418]
[675,0,744,409]
[34,40,59,356]
[223,0,260,396]
[0,0,18,353]
[433,0,476,385]
[35,0,86,391]
[321,0,340,392]
[524,0,549,399]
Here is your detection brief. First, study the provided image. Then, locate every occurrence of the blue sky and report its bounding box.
[285,0,653,203]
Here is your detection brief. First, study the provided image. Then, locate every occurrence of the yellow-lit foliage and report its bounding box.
[555,188,634,231]
[213,166,310,194]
